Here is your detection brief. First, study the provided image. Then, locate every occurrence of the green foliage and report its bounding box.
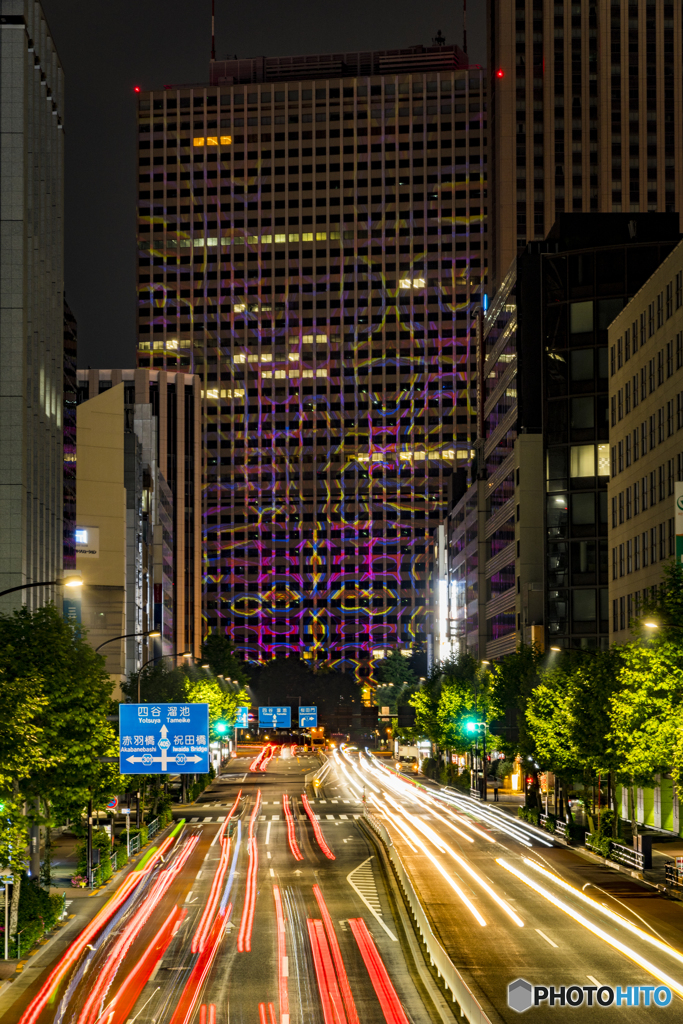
[609,638,683,785]
[518,806,539,827]
[409,655,499,754]
[0,605,122,811]
[0,672,52,796]
[489,645,543,757]
[375,651,419,717]
[200,633,249,684]
[9,877,64,958]
[0,798,29,877]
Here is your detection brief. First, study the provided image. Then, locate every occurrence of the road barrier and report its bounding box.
[304,751,331,787]
[362,809,494,1024]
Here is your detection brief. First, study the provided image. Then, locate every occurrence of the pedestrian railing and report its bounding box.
[586,836,643,870]
[607,840,643,870]
[129,833,141,856]
[665,862,683,889]
[363,809,493,1024]
[147,817,160,839]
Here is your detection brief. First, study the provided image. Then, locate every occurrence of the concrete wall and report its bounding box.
[76,384,126,695]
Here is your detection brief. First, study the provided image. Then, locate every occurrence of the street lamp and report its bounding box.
[136,651,193,702]
[0,572,83,599]
[95,629,160,654]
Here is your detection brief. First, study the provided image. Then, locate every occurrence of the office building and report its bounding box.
[63,301,77,575]
[75,383,166,691]
[77,368,202,659]
[488,0,683,289]
[608,240,683,641]
[136,44,487,685]
[435,214,679,660]
[0,1,64,608]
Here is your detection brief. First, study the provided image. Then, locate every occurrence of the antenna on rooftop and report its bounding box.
[463,0,468,55]
[432,29,446,46]
[211,0,216,62]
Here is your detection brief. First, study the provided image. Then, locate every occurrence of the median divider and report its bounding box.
[304,751,332,788]
[361,809,494,1024]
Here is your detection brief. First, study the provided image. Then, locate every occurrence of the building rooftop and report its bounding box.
[208,43,469,86]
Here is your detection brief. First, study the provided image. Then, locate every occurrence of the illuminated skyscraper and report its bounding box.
[136,44,487,689]
[488,0,683,289]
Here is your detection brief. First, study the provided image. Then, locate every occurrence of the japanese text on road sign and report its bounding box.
[119,703,210,774]
[258,706,291,728]
[298,706,317,727]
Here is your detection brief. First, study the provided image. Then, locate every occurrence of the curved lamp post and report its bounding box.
[0,573,83,599]
[136,651,193,702]
[95,629,160,654]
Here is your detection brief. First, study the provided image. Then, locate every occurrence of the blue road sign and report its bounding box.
[258,706,291,728]
[299,706,318,727]
[119,703,210,774]
[235,706,249,728]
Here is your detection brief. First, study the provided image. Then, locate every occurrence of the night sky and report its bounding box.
[41,0,485,369]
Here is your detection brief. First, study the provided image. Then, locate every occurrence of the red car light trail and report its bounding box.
[301,793,335,859]
[282,794,304,861]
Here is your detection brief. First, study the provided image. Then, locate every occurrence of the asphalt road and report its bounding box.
[332,749,683,1024]
[0,750,446,1024]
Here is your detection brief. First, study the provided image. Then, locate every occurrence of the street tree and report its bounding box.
[200,632,249,685]
[0,605,120,934]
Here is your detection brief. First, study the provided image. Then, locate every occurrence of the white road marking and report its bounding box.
[535,929,558,948]
[196,870,203,880]
[270,868,275,877]
[266,821,272,845]
[347,857,397,941]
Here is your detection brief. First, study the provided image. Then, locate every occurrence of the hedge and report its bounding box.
[5,876,64,959]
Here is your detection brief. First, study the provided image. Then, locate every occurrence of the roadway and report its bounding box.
[0,748,447,1024]
[331,748,683,1023]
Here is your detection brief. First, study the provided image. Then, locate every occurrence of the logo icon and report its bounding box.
[509,979,533,1013]
[677,495,683,511]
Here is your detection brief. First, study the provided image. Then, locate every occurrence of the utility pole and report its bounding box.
[87,797,93,887]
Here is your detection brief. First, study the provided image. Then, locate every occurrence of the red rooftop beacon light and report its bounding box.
[496,68,504,79]
[134,85,141,93]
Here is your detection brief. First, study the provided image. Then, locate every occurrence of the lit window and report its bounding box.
[597,443,610,476]
[193,137,205,147]
[206,136,218,146]
[220,135,232,145]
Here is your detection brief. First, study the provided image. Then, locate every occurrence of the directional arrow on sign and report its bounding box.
[125,754,203,769]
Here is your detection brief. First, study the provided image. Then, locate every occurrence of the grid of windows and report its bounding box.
[136,56,487,682]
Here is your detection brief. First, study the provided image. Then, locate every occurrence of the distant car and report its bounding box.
[395,755,419,774]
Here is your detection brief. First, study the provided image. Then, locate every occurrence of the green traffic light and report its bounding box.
[215,720,228,734]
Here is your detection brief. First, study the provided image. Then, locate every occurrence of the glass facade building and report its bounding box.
[135,45,488,686]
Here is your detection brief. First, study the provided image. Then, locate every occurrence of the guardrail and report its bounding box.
[362,810,493,1024]
[147,817,160,839]
[304,751,331,787]
[129,833,141,856]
